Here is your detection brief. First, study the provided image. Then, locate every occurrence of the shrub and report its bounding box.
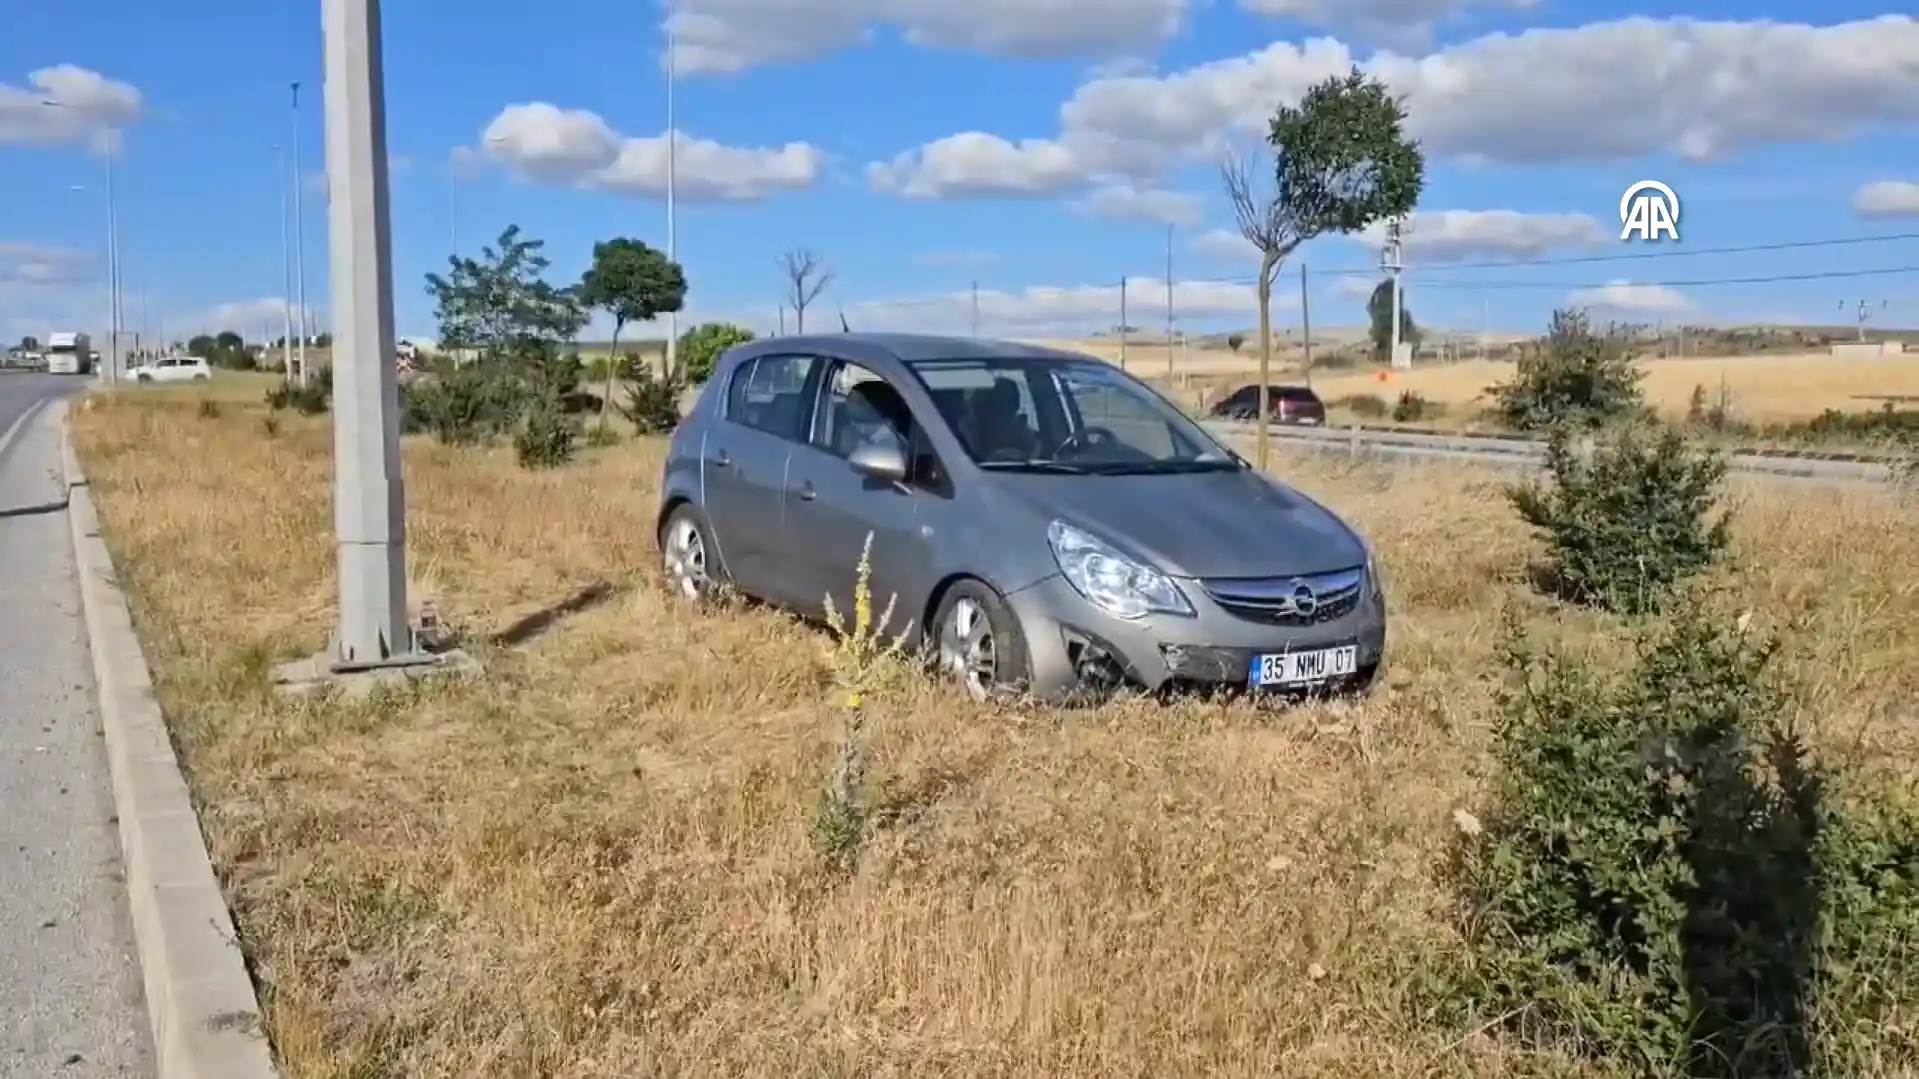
[1491,309,1645,431]
[1441,600,1919,1078]
[676,323,756,386]
[1342,393,1389,419]
[618,357,684,435]
[813,533,910,874]
[514,396,579,468]
[196,398,221,419]
[263,367,331,415]
[403,359,520,444]
[1391,389,1435,423]
[1509,421,1729,615]
[1226,333,1246,353]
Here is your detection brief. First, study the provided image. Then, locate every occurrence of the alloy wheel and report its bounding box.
[938,596,998,701]
[662,517,709,600]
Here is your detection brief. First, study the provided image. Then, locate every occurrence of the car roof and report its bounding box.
[728,332,1096,376]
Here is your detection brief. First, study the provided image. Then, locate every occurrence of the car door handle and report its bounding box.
[708,449,731,468]
[793,481,817,501]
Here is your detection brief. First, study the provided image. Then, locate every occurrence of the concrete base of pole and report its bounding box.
[271,635,479,699]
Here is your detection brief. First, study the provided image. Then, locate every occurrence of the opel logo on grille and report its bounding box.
[1288,580,1317,615]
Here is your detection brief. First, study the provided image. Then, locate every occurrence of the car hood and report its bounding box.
[995,467,1367,579]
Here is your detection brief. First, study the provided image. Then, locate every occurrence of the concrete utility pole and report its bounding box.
[291,81,311,386]
[1118,276,1128,371]
[1382,219,1407,369]
[40,98,121,383]
[304,0,448,680]
[663,23,679,380]
[1299,262,1312,383]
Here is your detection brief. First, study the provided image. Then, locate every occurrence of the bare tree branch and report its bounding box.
[778,248,835,332]
[1220,146,1301,289]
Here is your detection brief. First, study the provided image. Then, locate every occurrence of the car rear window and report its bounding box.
[1275,386,1321,404]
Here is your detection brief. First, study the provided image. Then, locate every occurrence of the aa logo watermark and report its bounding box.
[1620,180,1679,242]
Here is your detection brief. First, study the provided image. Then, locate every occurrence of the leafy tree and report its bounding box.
[1365,278,1418,363]
[422,225,590,457]
[186,334,218,360]
[1225,333,1245,353]
[18,335,40,352]
[676,322,755,385]
[577,237,686,424]
[1219,68,1425,469]
[1491,309,1646,431]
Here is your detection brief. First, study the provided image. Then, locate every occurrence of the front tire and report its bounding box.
[659,504,725,604]
[931,579,1032,701]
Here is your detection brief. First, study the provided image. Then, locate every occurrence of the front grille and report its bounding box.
[1200,567,1365,626]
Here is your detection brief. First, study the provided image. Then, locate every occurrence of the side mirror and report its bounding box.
[847,438,908,483]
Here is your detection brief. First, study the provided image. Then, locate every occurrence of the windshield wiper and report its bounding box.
[976,460,1096,474]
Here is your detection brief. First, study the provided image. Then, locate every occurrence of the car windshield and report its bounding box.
[909,357,1242,474]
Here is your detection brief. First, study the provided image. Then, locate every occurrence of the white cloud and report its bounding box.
[666,0,1188,76]
[1853,180,1919,218]
[1566,280,1692,316]
[870,15,1919,197]
[0,242,95,286]
[0,65,143,146]
[1080,184,1202,225]
[1241,0,1538,51]
[480,103,823,201]
[1357,210,1608,263]
[1190,210,1605,264]
[846,277,1293,336]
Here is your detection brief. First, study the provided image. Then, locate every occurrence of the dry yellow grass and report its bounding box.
[71,389,1919,1078]
[1306,352,1919,425]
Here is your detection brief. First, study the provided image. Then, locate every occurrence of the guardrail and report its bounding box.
[1283,420,1907,464]
[1202,421,1899,485]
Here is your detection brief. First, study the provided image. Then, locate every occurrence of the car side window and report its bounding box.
[812,361,951,492]
[725,354,818,441]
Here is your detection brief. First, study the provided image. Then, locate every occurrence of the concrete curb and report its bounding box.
[57,397,282,1079]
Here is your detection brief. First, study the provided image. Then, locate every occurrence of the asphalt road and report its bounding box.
[0,374,153,1077]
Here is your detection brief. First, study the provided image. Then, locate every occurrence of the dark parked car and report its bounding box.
[656,334,1386,704]
[1208,384,1326,425]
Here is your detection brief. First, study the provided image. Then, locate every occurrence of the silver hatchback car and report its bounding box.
[656,333,1386,703]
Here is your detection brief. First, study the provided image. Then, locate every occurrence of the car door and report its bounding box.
[783,360,937,634]
[702,353,821,604]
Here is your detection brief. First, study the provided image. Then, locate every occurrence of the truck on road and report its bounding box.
[46,332,94,375]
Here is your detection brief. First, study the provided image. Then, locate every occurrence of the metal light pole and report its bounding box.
[1164,224,1175,378]
[320,0,426,671]
[291,80,312,386]
[276,144,296,373]
[41,99,121,383]
[663,24,679,378]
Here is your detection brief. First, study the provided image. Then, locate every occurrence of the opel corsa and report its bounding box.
[656,334,1387,703]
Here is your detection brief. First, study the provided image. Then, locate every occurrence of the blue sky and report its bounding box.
[3,0,1918,347]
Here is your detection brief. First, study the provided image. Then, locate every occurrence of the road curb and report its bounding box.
[57,397,283,1079]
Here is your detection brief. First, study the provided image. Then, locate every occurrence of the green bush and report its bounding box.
[1509,422,1729,615]
[263,367,331,415]
[676,322,756,386]
[514,396,579,468]
[1441,601,1919,1078]
[1491,309,1646,431]
[402,359,520,444]
[619,357,684,435]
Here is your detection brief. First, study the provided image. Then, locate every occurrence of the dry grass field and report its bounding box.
[71,388,1919,1078]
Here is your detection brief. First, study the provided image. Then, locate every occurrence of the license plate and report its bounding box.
[1248,646,1357,687]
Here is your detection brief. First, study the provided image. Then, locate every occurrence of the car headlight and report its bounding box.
[1047,521,1192,620]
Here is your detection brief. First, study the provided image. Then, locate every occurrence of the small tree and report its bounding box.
[676,322,755,385]
[1509,421,1730,614]
[18,335,40,352]
[577,237,686,426]
[1226,333,1245,353]
[779,248,834,333]
[1221,68,1425,469]
[1365,278,1418,363]
[1491,308,1645,431]
[423,225,588,454]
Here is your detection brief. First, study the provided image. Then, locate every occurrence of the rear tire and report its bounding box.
[930,579,1032,701]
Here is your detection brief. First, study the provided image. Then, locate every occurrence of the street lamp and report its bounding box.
[291,81,312,386]
[664,21,678,378]
[274,143,297,374]
[42,99,121,384]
